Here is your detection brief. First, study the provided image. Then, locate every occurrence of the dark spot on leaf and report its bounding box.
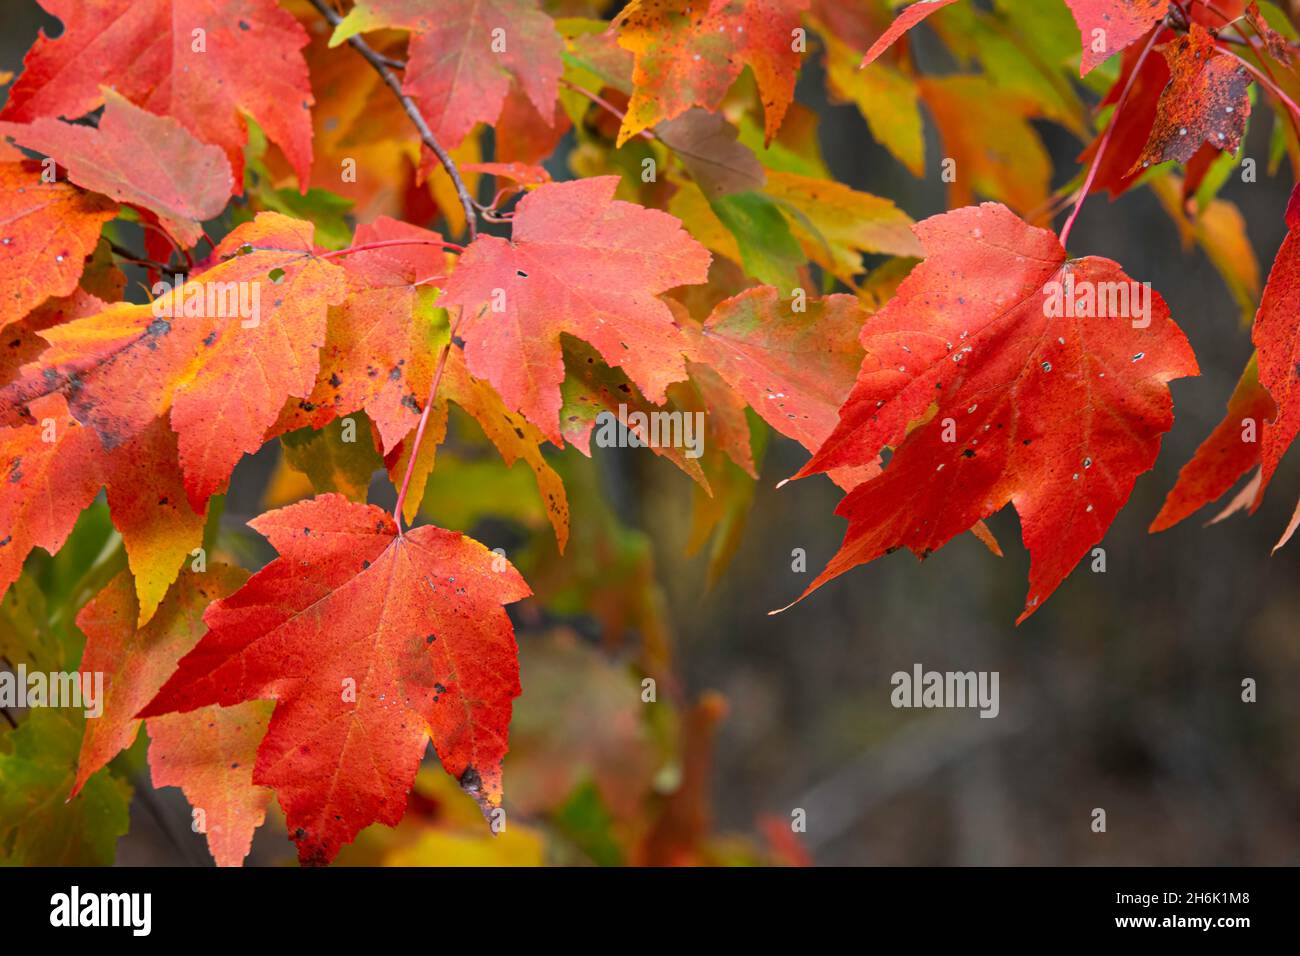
[459,766,482,793]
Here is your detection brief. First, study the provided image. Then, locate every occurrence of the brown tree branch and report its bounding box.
[307,0,478,241]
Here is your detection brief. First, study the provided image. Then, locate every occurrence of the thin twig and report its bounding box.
[107,241,183,274]
[392,309,466,533]
[559,77,656,142]
[1058,27,1163,249]
[318,237,464,260]
[307,0,478,241]
[138,218,193,270]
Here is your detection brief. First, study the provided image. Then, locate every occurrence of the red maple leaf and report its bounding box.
[74,564,276,867]
[0,0,315,187]
[790,204,1198,622]
[860,0,959,67]
[440,176,711,443]
[139,495,531,866]
[1065,0,1169,75]
[0,161,116,331]
[330,0,563,151]
[1131,24,1251,172]
[3,213,347,508]
[1,89,233,248]
[1151,354,1274,531]
[614,0,812,146]
[1253,184,1300,499]
[0,394,210,626]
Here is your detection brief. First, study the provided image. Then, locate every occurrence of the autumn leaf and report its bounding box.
[0,284,206,625]
[791,204,1198,622]
[0,161,116,331]
[1078,30,1171,199]
[282,216,449,454]
[0,0,314,188]
[0,275,115,389]
[268,216,570,547]
[382,345,572,547]
[440,176,711,444]
[101,418,211,627]
[0,394,104,606]
[860,0,960,68]
[1151,354,1274,532]
[1065,0,1168,75]
[73,564,249,795]
[820,28,924,177]
[686,286,868,456]
[763,171,921,281]
[288,27,414,220]
[148,701,274,868]
[1,89,233,248]
[4,212,347,509]
[1252,183,1300,499]
[669,173,918,287]
[558,338,710,490]
[434,349,570,547]
[614,0,811,146]
[0,708,131,866]
[655,108,766,198]
[1132,24,1251,172]
[73,564,275,867]
[459,161,553,189]
[139,495,532,866]
[330,0,564,150]
[918,76,1051,216]
[1245,1,1294,66]
[494,79,571,167]
[279,416,385,504]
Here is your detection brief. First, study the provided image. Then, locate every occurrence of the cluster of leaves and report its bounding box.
[0,0,1298,866]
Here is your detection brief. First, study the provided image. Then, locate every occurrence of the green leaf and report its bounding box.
[241,116,354,249]
[0,708,131,866]
[707,191,804,290]
[280,415,383,502]
[420,449,552,533]
[554,780,623,867]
